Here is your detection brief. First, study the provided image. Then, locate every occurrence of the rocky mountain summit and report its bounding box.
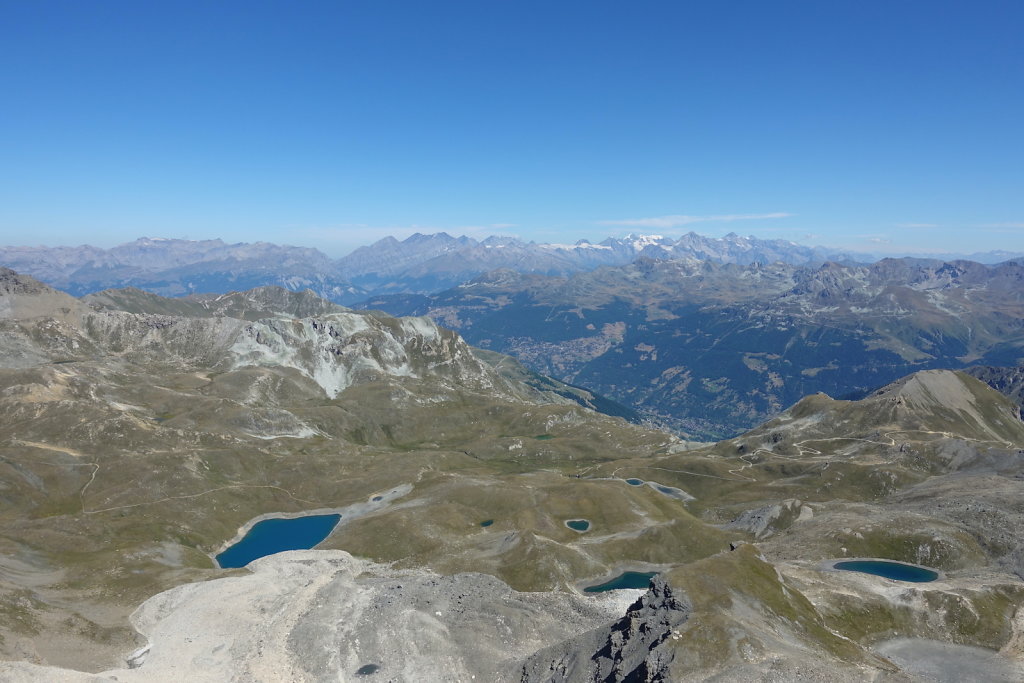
[2,272,1024,681]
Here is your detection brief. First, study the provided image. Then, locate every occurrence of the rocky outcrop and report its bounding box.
[520,576,691,682]
[725,499,812,539]
[0,267,88,322]
[227,311,519,399]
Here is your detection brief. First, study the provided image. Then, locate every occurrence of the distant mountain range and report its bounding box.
[357,257,1024,439]
[333,231,861,294]
[0,232,865,304]
[3,233,1020,307]
[0,237,363,303]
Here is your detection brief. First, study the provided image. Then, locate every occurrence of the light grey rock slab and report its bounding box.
[0,550,634,683]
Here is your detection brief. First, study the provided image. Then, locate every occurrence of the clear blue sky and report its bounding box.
[1,1,1021,256]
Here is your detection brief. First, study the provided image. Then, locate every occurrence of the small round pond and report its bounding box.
[625,478,644,486]
[833,559,938,583]
[216,513,342,569]
[565,519,591,532]
[584,571,657,593]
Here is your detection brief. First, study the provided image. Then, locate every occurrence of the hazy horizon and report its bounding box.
[3,228,1023,264]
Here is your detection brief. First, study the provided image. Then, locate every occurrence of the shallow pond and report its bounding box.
[216,513,342,568]
[833,559,938,582]
[650,483,693,501]
[584,571,657,593]
[565,519,591,532]
[620,478,693,500]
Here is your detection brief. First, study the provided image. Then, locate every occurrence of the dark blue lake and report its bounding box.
[834,560,938,583]
[585,571,657,592]
[216,513,342,569]
[566,519,591,532]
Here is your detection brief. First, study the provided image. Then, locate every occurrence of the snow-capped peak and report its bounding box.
[625,234,668,250]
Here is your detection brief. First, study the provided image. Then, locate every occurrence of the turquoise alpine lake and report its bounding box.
[834,560,938,583]
[584,571,658,592]
[216,513,342,568]
[566,519,591,532]
[625,478,644,486]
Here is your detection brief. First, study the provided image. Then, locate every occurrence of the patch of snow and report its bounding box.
[538,243,612,251]
[627,234,666,250]
[244,426,322,440]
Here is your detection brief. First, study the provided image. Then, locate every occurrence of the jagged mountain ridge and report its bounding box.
[1,232,855,305]
[5,233,1022,309]
[0,238,364,303]
[0,269,536,407]
[84,285,351,321]
[334,230,857,294]
[357,256,1024,439]
[81,282,640,420]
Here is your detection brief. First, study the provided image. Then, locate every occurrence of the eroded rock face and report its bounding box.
[520,576,691,682]
[226,312,507,399]
[0,275,524,403]
[725,499,811,539]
